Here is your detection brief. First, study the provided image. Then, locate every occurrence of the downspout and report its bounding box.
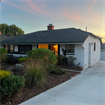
[81,43,85,70]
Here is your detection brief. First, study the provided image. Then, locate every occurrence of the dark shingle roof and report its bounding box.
[0,28,101,45]
[0,34,14,43]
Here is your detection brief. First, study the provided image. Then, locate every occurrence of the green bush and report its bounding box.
[0,70,11,81]
[1,74,25,98]
[26,48,58,65]
[18,57,28,62]
[0,63,1,69]
[0,48,7,62]
[24,59,47,87]
[50,66,66,75]
[57,55,64,65]
[67,56,76,66]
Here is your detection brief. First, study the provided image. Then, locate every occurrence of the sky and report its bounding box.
[0,0,105,43]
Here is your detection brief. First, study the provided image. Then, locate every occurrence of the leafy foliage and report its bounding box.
[62,48,67,57]
[18,57,28,62]
[67,56,76,66]
[6,57,18,64]
[0,48,7,62]
[67,56,81,67]
[0,70,11,81]
[1,74,25,98]
[26,48,58,65]
[50,66,66,75]
[0,23,24,36]
[57,55,64,65]
[24,59,47,87]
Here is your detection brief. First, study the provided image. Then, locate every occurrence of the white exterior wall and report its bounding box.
[14,45,18,52]
[59,44,84,67]
[84,36,100,69]
[32,44,37,49]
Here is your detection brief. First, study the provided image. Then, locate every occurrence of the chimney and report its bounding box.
[0,32,1,34]
[47,24,54,30]
[86,27,87,32]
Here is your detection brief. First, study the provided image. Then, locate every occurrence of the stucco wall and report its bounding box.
[59,44,84,67]
[84,36,100,69]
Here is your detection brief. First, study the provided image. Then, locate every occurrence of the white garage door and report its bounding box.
[101,49,105,60]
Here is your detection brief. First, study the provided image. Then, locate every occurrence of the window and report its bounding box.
[7,45,14,53]
[94,42,96,51]
[18,45,32,53]
[10,45,14,53]
[65,44,75,55]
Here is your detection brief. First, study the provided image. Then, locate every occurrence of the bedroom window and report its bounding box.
[18,45,32,53]
[65,44,75,55]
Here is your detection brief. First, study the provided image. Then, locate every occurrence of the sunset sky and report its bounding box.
[0,0,105,43]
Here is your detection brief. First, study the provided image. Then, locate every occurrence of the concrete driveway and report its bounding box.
[20,61,105,105]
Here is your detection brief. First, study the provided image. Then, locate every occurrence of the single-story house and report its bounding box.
[0,24,102,70]
[100,43,105,60]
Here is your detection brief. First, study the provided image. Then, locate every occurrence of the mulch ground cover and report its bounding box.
[1,63,80,105]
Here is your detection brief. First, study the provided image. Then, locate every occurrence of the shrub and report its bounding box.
[0,70,11,81]
[57,55,64,65]
[24,59,47,87]
[67,56,76,66]
[26,48,58,65]
[50,66,66,75]
[62,48,67,58]
[1,74,25,98]
[6,56,19,64]
[0,63,3,69]
[0,48,7,62]
[18,57,28,62]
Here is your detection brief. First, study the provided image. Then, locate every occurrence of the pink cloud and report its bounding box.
[88,0,97,13]
[2,0,47,15]
[60,9,85,23]
[25,0,42,13]
[3,0,36,14]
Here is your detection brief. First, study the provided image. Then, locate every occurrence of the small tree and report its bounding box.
[0,48,7,62]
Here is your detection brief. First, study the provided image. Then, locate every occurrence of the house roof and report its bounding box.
[0,34,14,43]
[0,28,101,45]
[101,43,105,49]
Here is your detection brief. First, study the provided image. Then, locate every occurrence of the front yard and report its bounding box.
[0,48,80,105]
[1,62,80,105]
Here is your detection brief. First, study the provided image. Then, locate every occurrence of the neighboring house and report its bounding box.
[0,32,14,48]
[100,43,105,60]
[1,24,102,70]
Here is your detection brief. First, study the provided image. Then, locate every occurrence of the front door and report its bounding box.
[49,44,58,55]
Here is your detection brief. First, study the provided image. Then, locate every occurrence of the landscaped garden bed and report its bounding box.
[1,66,80,105]
[0,48,81,105]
